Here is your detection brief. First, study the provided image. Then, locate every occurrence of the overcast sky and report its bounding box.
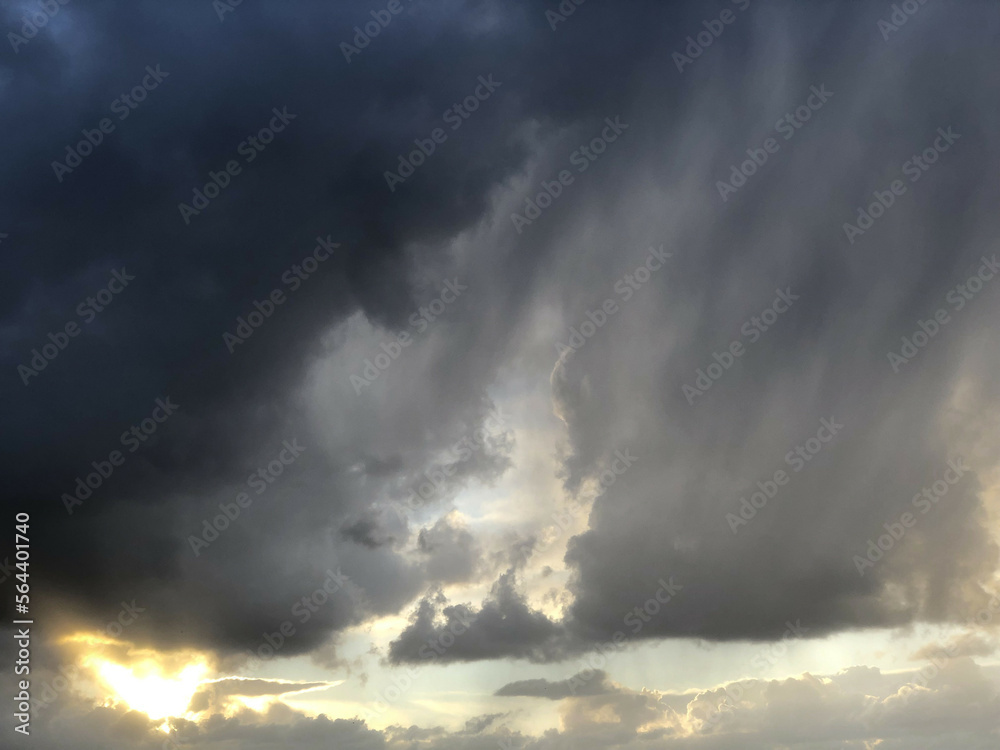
[2,0,1000,748]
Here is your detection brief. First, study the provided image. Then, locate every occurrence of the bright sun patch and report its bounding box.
[63,632,212,720]
[92,659,209,719]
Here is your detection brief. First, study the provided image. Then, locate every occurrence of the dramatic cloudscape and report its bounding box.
[2,1,999,748]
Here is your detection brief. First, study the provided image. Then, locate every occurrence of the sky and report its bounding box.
[1,0,1000,748]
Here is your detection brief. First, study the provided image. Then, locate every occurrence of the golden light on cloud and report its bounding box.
[91,659,209,719]
[62,632,212,721]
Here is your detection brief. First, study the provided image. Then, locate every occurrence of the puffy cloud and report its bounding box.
[8,658,998,749]
[388,571,568,664]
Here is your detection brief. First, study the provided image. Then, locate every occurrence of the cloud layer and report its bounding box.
[2,0,1000,747]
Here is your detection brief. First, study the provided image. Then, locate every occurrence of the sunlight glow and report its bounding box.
[64,633,212,721]
[93,660,208,719]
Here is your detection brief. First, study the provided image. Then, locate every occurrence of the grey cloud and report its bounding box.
[495,670,617,699]
[417,512,483,583]
[0,0,637,659]
[461,712,508,734]
[387,571,569,664]
[11,659,999,749]
[3,5,1000,744]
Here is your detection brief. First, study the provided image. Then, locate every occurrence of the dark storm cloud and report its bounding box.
[3,0,1000,699]
[543,0,1000,646]
[1,0,998,741]
[0,0,687,658]
[374,0,1000,663]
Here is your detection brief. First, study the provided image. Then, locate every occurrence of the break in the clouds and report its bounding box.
[2,0,1000,748]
